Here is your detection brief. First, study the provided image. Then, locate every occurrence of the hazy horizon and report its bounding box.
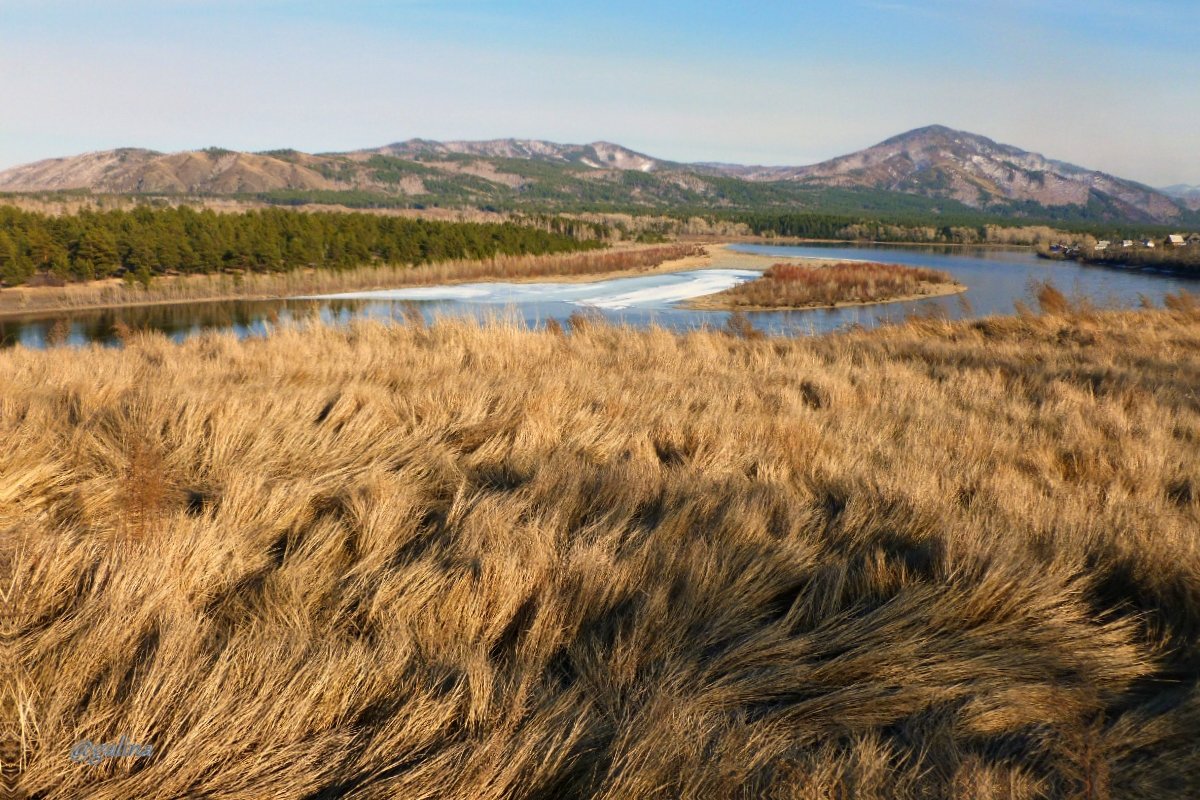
[2,0,1198,186]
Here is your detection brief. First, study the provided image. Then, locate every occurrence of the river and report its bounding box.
[2,243,1197,348]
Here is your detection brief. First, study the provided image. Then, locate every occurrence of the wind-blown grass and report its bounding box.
[2,299,1199,799]
[695,261,960,309]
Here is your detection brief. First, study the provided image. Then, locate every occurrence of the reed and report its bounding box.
[3,298,1199,799]
[698,261,959,309]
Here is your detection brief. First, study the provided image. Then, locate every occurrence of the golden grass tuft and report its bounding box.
[2,304,1200,798]
[1035,281,1072,315]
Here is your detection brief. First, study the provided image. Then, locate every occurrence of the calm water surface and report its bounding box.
[3,243,1197,348]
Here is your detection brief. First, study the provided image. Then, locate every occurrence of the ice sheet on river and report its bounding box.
[298,269,762,310]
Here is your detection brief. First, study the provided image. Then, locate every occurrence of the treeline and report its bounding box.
[0,206,603,286]
[700,210,1189,246]
[250,189,414,210]
[731,212,928,240]
[510,213,611,242]
[683,211,1004,244]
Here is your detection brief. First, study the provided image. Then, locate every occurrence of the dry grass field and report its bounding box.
[692,261,961,310]
[2,295,1200,798]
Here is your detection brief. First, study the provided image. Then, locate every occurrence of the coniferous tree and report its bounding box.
[122,232,159,278]
[0,229,34,285]
[74,227,121,280]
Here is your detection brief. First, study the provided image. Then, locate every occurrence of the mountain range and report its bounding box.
[1,126,1195,225]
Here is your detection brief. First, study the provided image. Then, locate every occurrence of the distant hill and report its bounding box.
[744,126,1186,224]
[1,127,1195,224]
[364,139,664,172]
[0,147,338,195]
[1161,184,1200,211]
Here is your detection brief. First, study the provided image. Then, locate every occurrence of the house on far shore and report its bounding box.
[1142,239,1156,248]
[1095,240,1110,252]
[1121,240,1134,248]
[1167,234,1186,247]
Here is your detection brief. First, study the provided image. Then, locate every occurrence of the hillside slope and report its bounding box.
[765,126,1184,222]
[0,148,337,194]
[1162,184,1200,211]
[1,127,1193,223]
[365,139,663,172]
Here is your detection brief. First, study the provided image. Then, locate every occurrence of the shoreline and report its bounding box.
[0,242,969,322]
[0,243,811,321]
[695,236,1033,251]
[683,281,968,312]
[0,245,702,321]
[1036,251,1200,279]
[0,292,308,322]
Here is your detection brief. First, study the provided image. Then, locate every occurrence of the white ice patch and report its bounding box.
[575,269,759,309]
[297,286,492,301]
[296,269,762,311]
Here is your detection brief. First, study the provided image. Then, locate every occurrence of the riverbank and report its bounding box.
[0,238,1019,323]
[1037,248,1200,277]
[687,234,1037,250]
[0,243,709,320]
[0,242,836,321]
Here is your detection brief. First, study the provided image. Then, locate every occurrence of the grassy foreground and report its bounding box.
[3,305,1200,799]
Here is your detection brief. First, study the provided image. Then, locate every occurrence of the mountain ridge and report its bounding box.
[1161,184,1200,211]
[1,126,1194,224]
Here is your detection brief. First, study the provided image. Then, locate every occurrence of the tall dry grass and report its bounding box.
[2,303,1199,799]
[699,261,958,309]
[0,244,702,318]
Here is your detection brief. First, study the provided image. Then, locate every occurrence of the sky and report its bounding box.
[1,0,1198,186]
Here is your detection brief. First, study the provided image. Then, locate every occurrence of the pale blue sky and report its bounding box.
[1,0,1197,185]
